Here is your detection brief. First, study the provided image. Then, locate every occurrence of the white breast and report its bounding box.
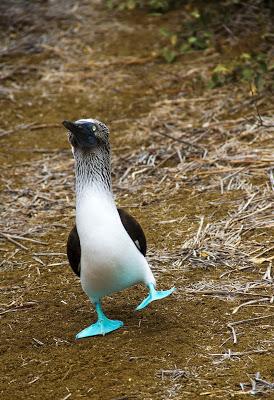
[76,186,155,302]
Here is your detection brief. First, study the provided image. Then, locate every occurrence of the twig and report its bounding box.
[193,216,205,246]
[232,298,271,314]
[186,290,271,298]
[263,263,273,281]
[227,324,238,344]
[33,338,45,346]
[228,314,274,344]
[28,377,40,385]
[0,248,20,267]
[229,314,274,327]
[2,233,46,245]
[33,252,67,256]
[60,394,72,400]
[0,302,37,315]
[250,245,274,258]
[211,348,274,357]
[32,256,46,266]
[155,128,204,150]
[0,232,28,250]
[47,262,67,266]
[240,372,274,395]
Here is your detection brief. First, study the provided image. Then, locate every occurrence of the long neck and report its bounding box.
[74,149,112,204]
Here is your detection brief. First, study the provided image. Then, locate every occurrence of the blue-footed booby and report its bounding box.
[63,118,175,339]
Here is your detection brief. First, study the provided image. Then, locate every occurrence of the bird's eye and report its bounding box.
[92,125,97,132]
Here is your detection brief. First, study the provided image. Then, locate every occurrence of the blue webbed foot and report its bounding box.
[76,318,123,339]
[136,283,176,311]
[76,302,123,339]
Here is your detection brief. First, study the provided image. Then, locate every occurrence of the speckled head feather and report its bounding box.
[63,118,110,151]
[63,118,111,195]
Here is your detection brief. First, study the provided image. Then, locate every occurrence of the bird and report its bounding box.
[62,118,175,339]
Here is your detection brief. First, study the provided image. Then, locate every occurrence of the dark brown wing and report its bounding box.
[67,225,81,277]
[118,208,146,256]
[66,208,147,277]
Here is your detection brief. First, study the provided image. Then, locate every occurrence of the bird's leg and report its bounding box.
[135,283,175,311]
[76,301,123,339]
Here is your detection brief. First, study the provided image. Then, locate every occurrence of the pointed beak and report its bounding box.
[62,120,77,133]
[62,120,97,149]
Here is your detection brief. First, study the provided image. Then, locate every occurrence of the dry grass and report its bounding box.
[0,0,274,399]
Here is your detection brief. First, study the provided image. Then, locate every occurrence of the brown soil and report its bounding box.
[0,1,273,399]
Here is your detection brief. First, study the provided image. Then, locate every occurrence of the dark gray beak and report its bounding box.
[62,120,97,149]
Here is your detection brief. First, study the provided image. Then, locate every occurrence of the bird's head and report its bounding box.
[62,118,110,156]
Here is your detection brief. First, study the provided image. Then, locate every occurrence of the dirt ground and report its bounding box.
[0,1,273,399]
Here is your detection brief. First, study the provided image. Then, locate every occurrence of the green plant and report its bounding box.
[161,47,177,63]
[208,53,273,91]
[179,31,212,53]
[157,6,214,63]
